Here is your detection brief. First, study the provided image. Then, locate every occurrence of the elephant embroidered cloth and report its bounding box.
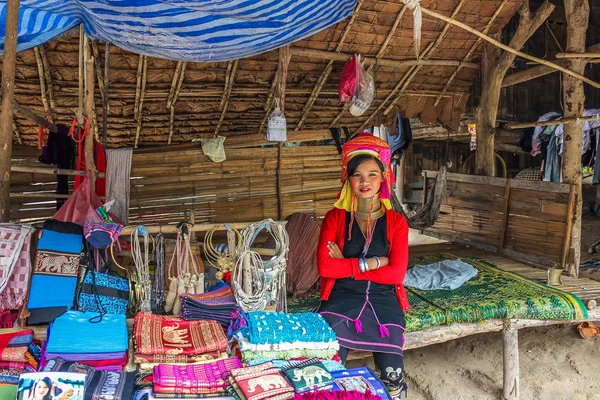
[133,352,224,365]
[230,363,294,400]
[282,359,333,392]
[134,313,227,356]
[153,357,242,390]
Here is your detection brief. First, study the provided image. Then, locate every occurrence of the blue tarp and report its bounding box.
[0,0,356,61]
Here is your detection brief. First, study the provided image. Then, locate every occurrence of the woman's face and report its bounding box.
[349,158,383,199]
[35,381,49,398]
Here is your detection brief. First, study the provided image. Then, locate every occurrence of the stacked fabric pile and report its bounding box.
[133,313,228,368]
[227,362,295,400]
[43,357,136,399]
[151,357,242,398]
[180,285,238,328]
[43,311,128,370]
[230,311,339,364]
[0,328,40,394]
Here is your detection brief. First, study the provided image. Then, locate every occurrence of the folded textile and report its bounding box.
[134,313,227,356]
[0,328,34,347]
[0,383,17,399]
[0,369,21,385]
[0,360,36,372]
[230,363,294,400]
[234,334,339,352]
[180,286,238,328]
[404,258,478,291]
[249,359,346,373]
[133,387,235,400]
[292,390,382,400]
[240,312,336,345]
[153,383,226,395]
[0,224,34,310]
[282,359,333,392]
[46,311,128,354]
[43,357,136,400]
[239,348,338,363]
[153,357,242,390]
[134,352,224,365]
[45,350,128,362]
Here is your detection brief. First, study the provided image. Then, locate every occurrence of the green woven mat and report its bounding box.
[404,254,588,332]
[286,254,588,334]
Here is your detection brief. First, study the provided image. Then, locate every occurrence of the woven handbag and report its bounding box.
[78,268,129,315]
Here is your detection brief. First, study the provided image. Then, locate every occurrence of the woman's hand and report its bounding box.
[327,242,344,259]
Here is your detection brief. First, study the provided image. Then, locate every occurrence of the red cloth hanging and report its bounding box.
[71,117,107,197]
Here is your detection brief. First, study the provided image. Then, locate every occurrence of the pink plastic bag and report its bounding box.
[339,55,359,103]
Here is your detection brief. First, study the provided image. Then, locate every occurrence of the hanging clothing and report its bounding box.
[517,127,534,153]
[38,124,75,210]
[74,135,107,197]
[105,148,133,224]
[531,112,561,156]
[388,113,412,158]
[594,129,600,185]
[544,133,561,183]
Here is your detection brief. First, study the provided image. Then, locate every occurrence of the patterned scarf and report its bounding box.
[0,224,35,310]
[134,313,227,356]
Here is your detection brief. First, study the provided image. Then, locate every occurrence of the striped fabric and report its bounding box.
[1,0,356,61]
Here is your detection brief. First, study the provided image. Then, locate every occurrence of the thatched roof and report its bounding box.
[7,0,523,148]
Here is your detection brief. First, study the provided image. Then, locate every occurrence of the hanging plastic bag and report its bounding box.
[339,55,359,103]
[350,57,375,117]
[199,136,226,162]
[266,99,287,142]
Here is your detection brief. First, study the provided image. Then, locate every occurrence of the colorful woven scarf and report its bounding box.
[153,357,242,390]
[134,313,227,356]
[0,224,35,310]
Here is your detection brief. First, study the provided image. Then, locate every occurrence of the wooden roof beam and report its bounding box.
[91,41,106,110]
[37,46,56,111]
[502,42,600,87]
[258,69,279,135]
[167,61,187,145]
[355,0,468,134]
[214,60,239,137]
[33,47,52,119]
[293,0,364,132]
[435,0,510,106]
[420,5,600,88]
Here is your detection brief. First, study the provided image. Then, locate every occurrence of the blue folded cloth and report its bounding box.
[404,258,478,290]
[46,311,128,354]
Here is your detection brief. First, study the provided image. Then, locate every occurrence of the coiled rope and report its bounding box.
[232,219,289,313]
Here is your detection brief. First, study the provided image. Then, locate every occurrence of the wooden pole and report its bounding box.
[556,52,600,58]
[276,46,290,221]
[420,5,600,89]
[498,179,511,254]
[0,0,20,222]
[13,103,58,133]
[85,53,97,189]
[561,184,576,270]
[78,25,85,126]
[505,114,600,129]
[561,0,589,278]
[288,47,480,70]
[502,326,520,400]
[102,42,110,147]
[11,165,105,177]
[395,155,406,204]
[475,1,554,176]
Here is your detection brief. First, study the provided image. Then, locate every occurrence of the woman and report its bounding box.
[28,377,53,400]
[317,133,409,399]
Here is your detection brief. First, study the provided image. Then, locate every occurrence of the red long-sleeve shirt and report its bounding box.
[317,207,410,311]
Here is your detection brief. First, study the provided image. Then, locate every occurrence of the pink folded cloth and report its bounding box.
[153,357,242,389]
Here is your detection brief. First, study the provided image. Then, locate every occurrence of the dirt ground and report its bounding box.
[348,324,600,400]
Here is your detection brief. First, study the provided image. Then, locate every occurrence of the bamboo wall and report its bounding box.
[425,172,575,267]
[9,142,343,225]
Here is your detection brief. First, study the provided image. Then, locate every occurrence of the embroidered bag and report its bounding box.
[76,242,129,316]
[27,219,83,325]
